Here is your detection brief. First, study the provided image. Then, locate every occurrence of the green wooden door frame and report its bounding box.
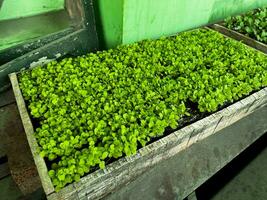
[0,0,99,92]
[0,10,71,60]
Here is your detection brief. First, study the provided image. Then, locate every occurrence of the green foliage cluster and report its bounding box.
[19,29,267,191]
[225,7,267,43]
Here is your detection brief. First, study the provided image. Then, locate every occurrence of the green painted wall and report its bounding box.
[94,0,124,49]
[97,0,267,49]
[123,0,214,44]
[0,0,64,21]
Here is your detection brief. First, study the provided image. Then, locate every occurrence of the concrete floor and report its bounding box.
[0,175,45,200]
[197,131,267,200]
[0,176,23,200]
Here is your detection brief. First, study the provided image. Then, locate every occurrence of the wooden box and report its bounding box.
[9,29,267,199]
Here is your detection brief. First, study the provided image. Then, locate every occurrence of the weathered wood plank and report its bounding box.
[9,73,54,195]
[0,28,75,66]
[209,24,267,54]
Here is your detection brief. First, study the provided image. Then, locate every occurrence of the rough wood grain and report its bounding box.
[9,73,54,195]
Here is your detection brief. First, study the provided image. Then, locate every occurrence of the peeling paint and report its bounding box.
[55,53,62,58]
[29,57,54,69]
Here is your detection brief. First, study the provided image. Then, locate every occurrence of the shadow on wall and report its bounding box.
[0,0,3,9]
[208,0,265,23]
[92,0,105,50]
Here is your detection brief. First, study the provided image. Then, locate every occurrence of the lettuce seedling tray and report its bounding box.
[9,29,267,200]
[210,24,267,54]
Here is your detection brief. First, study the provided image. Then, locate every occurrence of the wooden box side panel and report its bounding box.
[10,26,267,199]
[9,73,54,195]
